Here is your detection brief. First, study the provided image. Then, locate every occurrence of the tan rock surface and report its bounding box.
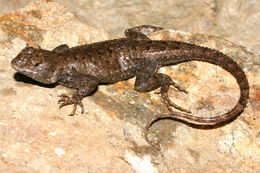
[0,0,259,51]
[0,1,259,173]
[54,0,260,51]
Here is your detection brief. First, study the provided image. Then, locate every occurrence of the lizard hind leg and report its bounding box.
[156,75,191,114]
[134,69,190,114]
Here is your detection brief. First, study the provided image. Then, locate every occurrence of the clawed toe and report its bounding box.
[59,101,72,109]
[79,102,84,114]
[154,82,191,114]
[58,94,70,104]
[58,94,84,116]
[161,92,191,114]
[58,93,70,99]
[169,81,188,94]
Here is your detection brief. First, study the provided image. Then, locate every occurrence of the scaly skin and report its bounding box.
[11,25,249,147]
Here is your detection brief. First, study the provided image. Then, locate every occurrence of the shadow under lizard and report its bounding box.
[11,25,249,147]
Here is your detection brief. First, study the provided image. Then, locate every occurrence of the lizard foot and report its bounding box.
[58,94,84,116]
[155,82,191,113]
[154,80,191,113]
[169,81,188,94]
[161,92,191,113]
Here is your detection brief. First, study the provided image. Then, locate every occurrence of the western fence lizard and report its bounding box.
[11,25,249,146]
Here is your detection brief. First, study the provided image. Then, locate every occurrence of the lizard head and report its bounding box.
[11,46,61,84]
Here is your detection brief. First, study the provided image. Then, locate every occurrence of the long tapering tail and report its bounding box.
[145,44,249,147]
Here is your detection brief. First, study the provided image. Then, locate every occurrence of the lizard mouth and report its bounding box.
[11,63,20,72]
[11,60,37,79]
[11,58,24,71]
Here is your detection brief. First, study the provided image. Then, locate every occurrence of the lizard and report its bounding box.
[11,25,249,146]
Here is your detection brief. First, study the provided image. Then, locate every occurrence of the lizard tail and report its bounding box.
[148,45,250,127]
[144,43,249,148]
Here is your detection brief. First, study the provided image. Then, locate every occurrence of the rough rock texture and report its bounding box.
[56,0,260,52]
[0,1,259,173]
[0,0,259,52]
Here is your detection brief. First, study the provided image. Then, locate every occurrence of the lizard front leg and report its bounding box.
[58,73,99,116]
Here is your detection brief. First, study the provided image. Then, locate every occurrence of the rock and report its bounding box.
[53,0,260,51]
[0,1,259,173]
[1,0,260,51]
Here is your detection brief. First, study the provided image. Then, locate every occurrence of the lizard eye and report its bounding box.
[33,62,40,67]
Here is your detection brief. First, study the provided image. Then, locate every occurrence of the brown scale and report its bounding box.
[10,25,249,148]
